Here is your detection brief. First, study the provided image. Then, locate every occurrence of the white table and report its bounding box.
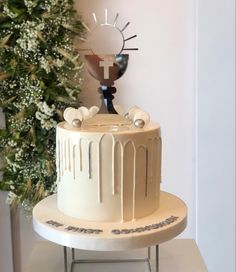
[26,239,208,272]
[33,192,187,272]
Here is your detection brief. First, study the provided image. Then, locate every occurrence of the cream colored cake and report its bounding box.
[56,113,162,223]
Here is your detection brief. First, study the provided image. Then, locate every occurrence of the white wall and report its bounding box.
[197,0,235,271]
[0,0,196,271]
[1,0,235,271]
[75,0,196,239]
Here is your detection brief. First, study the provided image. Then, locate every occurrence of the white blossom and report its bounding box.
[35,111,47,121]
[16,21,44,53]
[55,59,64,68]
[6,157,21,172]
[6,191,17,205]
[66,87,76,100]
[15,148,24,161]
[40,57,51,73]
[24,0,37,13]
[12,78,43,110]
[3,5,17,18]
[37,102,55,116]
[41,118,57,130]
[8,140,17,147]
[36,102,57,130]
[8,116,34,132]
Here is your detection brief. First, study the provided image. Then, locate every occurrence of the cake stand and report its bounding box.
[33,191,187,272]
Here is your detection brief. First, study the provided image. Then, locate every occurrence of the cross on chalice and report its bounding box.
[83,9,138,114]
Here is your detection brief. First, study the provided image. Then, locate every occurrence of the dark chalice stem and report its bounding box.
[99,85,118,114]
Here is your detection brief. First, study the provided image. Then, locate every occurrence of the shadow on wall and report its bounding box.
[0,191,13,272]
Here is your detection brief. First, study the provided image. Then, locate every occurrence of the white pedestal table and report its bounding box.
[33,191,187,272]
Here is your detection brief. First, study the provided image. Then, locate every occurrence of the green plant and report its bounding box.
[0,0,85,209]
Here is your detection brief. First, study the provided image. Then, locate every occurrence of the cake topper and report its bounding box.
[82,9,138,114]
[65,11,150,129]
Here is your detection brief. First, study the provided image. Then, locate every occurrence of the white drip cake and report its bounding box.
[56,108,162,223]
[33,15,187,250]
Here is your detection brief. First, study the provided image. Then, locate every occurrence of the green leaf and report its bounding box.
[0,0,85,209]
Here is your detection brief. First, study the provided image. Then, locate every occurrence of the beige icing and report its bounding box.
[56,115,162,222]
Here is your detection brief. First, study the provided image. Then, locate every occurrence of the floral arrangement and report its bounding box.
[0,0,85,209]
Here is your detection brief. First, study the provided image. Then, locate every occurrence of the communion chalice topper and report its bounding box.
[84,9,138,114]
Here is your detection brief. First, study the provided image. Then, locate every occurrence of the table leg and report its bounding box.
[156,245,159,272]
[64,245,159,272]
[147,247,152,272]
[71,248,75,272]
[64,246,68,272]
[148,247,151,260]
[72,248,75,261]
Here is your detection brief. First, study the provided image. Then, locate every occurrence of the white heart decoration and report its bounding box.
[63,106,100,127]
[128,106,140,120]
[89,106,99,117]
[64,108,83,125]
[78,106,90,120]
[63,107,74,120]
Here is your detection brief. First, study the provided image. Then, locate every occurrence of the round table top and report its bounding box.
[33,191,187,251]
